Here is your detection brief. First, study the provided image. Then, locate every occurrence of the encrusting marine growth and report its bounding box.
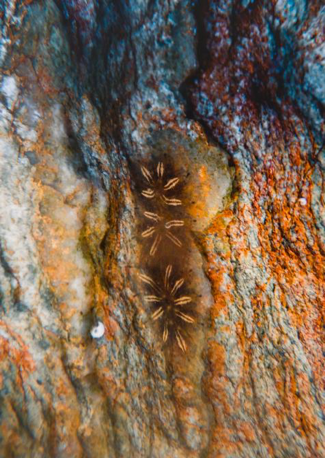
[139,265,194,352]
[141,162,182,206]
[141,211,184,256]
[137,160,195,352]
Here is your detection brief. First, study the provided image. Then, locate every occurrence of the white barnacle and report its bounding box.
[90,321,105,339]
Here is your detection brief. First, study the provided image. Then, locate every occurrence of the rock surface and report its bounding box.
[0,0,324,457]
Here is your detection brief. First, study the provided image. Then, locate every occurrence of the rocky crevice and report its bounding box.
[0,1,324,457]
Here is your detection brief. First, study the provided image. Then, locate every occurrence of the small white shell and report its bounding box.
[90,322,105,339]
[299,198,307,206]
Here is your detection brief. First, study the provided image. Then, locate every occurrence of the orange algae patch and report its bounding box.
[0,322,35,390]
[251,139,325,402]
[203,208,235,318]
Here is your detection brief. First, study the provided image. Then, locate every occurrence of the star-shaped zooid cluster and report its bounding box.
[141,211,184,256]
[141,162,182,206]
[139,265,194,352]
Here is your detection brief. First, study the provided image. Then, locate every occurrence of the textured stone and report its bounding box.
[0,0,324,457]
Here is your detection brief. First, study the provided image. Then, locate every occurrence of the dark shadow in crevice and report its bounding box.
[179,0,236,169]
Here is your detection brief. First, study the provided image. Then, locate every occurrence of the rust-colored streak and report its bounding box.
[0,322,35,390]
[204,208,234,318]
[189,0,325,455]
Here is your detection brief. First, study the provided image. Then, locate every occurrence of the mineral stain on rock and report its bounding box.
[0,0,324,456]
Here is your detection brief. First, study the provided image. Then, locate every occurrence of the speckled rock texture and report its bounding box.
[0,0,324,457]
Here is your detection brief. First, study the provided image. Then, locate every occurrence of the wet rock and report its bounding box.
[0,0,323,457]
